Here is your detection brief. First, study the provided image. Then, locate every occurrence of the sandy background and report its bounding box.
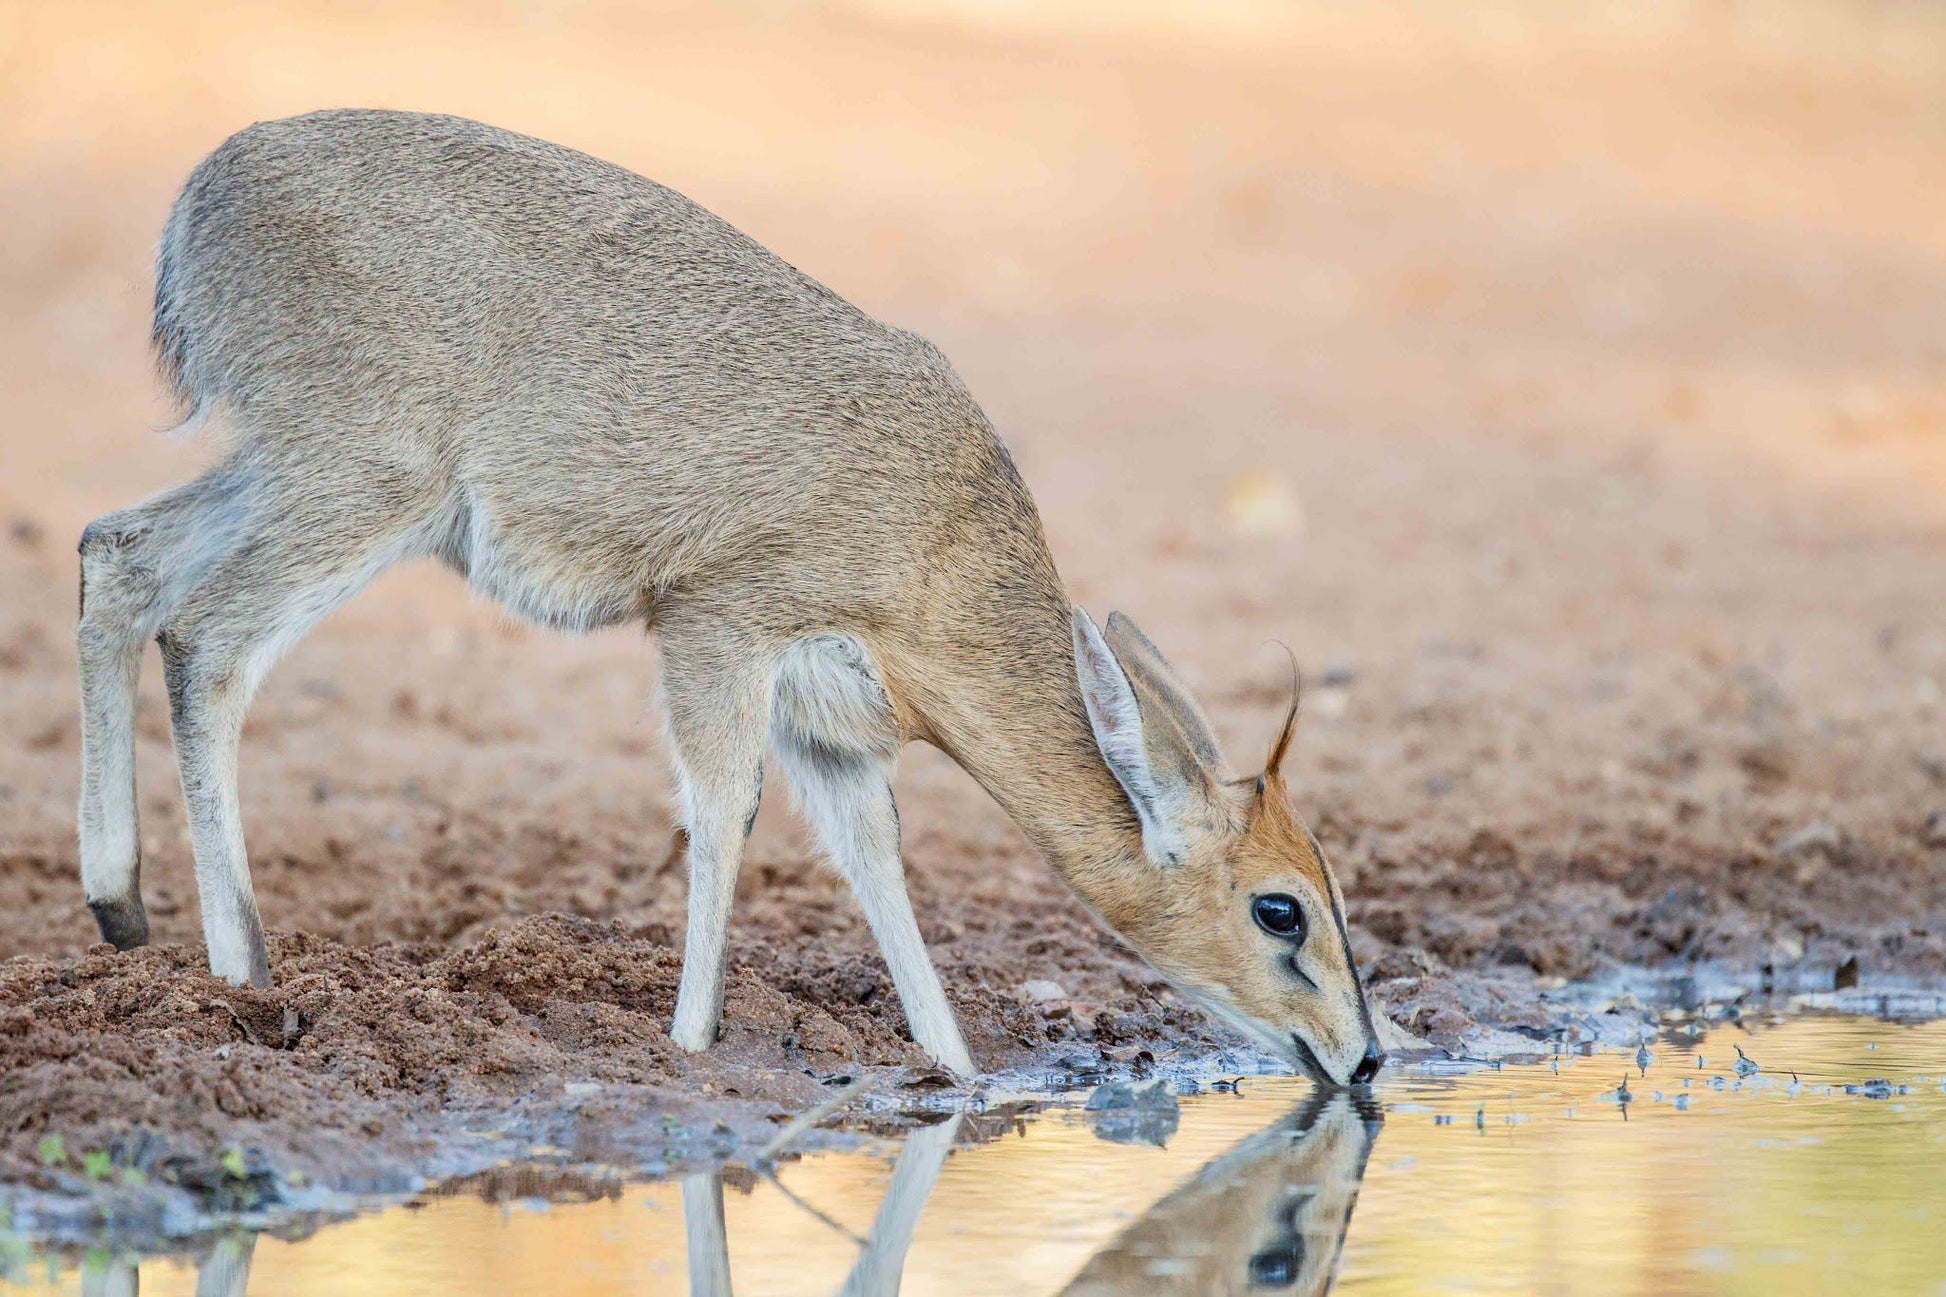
[2,0,1945,1191]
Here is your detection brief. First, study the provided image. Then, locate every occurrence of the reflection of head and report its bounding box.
[1060,1090,1383,1296]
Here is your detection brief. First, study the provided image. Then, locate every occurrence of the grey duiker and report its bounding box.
[77,110,1380,1083]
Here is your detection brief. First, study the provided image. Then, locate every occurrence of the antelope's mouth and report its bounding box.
[1289,1034,1336,1087]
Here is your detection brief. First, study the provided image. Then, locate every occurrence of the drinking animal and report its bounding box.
[76,110,1381,1084]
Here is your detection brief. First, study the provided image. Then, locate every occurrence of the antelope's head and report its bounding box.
[1063,1090,1382,1296]
[1072,608,1383,1088]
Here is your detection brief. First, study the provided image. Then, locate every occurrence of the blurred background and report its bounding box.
[1,0,1944,1003]
[2,6,1946,1290]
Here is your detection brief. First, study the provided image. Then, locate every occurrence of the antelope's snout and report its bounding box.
[1290,1029,1385,1089]
[1188,796,1385,1089]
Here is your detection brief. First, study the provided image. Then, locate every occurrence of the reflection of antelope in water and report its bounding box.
[683,1114,961,1297]
[1061,1091,1382,1296]
[79,1232,254,1297]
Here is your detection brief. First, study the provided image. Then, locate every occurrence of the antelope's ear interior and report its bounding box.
[1071,606,1193,866]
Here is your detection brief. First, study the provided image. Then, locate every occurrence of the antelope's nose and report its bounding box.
[1350,1041,1383,1085]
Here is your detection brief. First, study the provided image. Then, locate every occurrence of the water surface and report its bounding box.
[7,1013,1945,1294]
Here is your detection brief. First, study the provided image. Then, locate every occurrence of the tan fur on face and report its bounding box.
[1064,651,1379,1085]
[1100,776,1377,1084]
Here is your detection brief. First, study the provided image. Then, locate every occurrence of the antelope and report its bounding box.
[1062,1091,1381,1296]
[75,109,1382,1086]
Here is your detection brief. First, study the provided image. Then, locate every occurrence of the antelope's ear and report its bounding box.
[1103,611,1229,777]
[1073,606,1205,866]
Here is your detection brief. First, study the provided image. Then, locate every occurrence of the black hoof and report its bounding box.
[88,896,151,951]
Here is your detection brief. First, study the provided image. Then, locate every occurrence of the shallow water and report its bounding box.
[7,1013,1946,1294]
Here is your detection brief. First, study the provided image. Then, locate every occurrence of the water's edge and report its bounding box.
[5,974,1942,1280]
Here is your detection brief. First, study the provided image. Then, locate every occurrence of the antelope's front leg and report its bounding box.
[770,634,976,1076]
[661,642,771,1053]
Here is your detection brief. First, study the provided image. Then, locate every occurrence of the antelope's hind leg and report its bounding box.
[152,479,429,985]
[77,467,254,950]
[771,635,975,1076]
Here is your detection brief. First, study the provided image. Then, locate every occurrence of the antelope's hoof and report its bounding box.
[87,895,151,951]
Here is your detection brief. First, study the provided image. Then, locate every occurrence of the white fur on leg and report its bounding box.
[165,678,269,986]
[77,640,141,902]
[670,817,744,1052]
[662,690,766,1054]
[772,635,977,1077]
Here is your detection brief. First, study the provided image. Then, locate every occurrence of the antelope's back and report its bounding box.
[153,109,1039,630]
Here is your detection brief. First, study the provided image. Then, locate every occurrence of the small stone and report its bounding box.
[1019,980,1067,1004]
[1084,1078,1180,1147]
[1773,822,1841,859]
[1921,811,1946,849]
[1084,1078,1179,1113]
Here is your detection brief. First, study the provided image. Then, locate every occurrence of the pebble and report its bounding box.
[1019,980,1068,1004]
[1084,1078,1179,1113]
[1084,1078,1180,1147]
[1773,822,1841,859]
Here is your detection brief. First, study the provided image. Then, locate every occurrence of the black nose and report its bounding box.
[1349,1041,1383,1085]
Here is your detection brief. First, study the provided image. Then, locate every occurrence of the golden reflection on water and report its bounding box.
[13,1015,1946,1295]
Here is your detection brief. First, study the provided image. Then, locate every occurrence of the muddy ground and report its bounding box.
[3,0,1945,1220]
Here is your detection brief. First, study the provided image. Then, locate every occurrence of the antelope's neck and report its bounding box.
[905,589,1154,933]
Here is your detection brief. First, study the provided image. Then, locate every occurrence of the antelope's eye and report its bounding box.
[1248,1242,1305,1287]
[1252,893,1304,939]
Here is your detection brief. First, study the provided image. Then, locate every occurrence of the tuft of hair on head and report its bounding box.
[1258,645,1302,795]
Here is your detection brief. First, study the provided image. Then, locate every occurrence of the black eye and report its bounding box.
[1248,1243,1304,1287]
[1252,893,1304,939]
